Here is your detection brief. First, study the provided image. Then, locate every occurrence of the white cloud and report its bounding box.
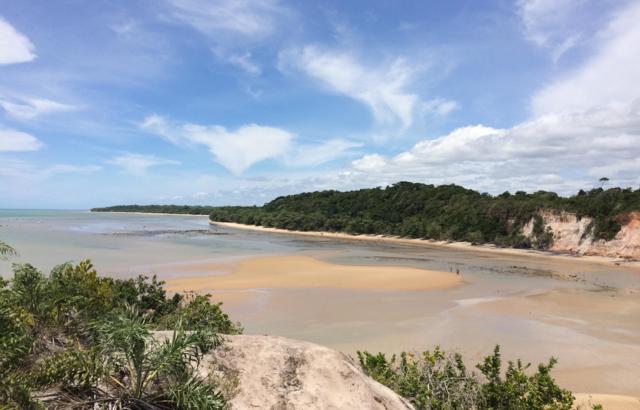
[0,158,100,179]
[549,34,580,63]
[516,0,585,60]
[212,48,261,75]
[163,0,287,37]
[280,46,420,130]
[422,98,460,116]
[344,0,639,193]
[348,101,640,193]
[0,128,43,152]
[141,115,362,173]
[0,97,79,120]
[108,153,179,176]
[184,123,294,175]
[161,1,290,76]
[532,1,640,114]
[0,17,36,65]
[226,52,261,75]
[352,154,387,172]
[141,115,294,175]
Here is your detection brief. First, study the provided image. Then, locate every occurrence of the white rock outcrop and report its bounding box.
[205,334,414,410]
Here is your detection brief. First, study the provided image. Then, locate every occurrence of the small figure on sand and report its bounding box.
[456,268,460,275]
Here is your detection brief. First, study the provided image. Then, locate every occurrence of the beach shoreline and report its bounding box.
[88,211,639,268]
[210,221,640,269]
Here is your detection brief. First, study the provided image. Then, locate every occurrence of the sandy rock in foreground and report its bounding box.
[206,334,413,410]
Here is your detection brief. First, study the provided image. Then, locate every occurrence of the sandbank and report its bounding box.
[165,255,461,292]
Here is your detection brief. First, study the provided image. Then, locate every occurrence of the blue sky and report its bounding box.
[1,0,639,208]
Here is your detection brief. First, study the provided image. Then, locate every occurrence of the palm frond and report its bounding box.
[165,373,226,410]
[0,240,17,260]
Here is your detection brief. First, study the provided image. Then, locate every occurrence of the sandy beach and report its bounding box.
[210,221,640,268]
[165,255,462,292]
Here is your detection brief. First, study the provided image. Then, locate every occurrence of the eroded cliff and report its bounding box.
[523,211,640,259]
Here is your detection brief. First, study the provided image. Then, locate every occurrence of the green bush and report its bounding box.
[163,293,243,334]
[0,259,237,409]
[359,345,574,410]
[358,347,481,409]
[477,346,573,410]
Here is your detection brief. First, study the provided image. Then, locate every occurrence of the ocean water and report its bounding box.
[1,209,636,286]
[0,210,295,277]
[2,210,639,395]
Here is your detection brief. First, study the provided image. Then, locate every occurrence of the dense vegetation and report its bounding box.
[91,205,217,215]
[358,346,578,410]
[205,183,640,249]
[0,246,240,408]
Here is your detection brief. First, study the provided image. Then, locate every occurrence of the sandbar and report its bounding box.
[165,255,461,292]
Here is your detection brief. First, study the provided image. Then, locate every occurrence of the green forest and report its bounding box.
[92,205,217,215]
[95,183,640,250]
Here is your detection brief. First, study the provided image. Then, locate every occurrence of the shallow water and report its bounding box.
[1,210,639,395]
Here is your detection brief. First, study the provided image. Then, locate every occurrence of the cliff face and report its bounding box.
[522,211,640,259]
[205,335,413,410]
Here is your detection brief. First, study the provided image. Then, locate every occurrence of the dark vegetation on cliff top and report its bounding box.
[93,182,640,249]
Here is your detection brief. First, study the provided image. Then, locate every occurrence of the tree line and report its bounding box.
[94,183,640,250]
[92,204,217,215]
[206,183,640,249]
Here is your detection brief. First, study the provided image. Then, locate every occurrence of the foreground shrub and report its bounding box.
[0,259,236,409]
[359,345,574,410]
[163,293,243,334]
[358,347,481,409]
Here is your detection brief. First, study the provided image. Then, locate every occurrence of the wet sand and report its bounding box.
[165,255,462,292]
[164,252,640,402]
